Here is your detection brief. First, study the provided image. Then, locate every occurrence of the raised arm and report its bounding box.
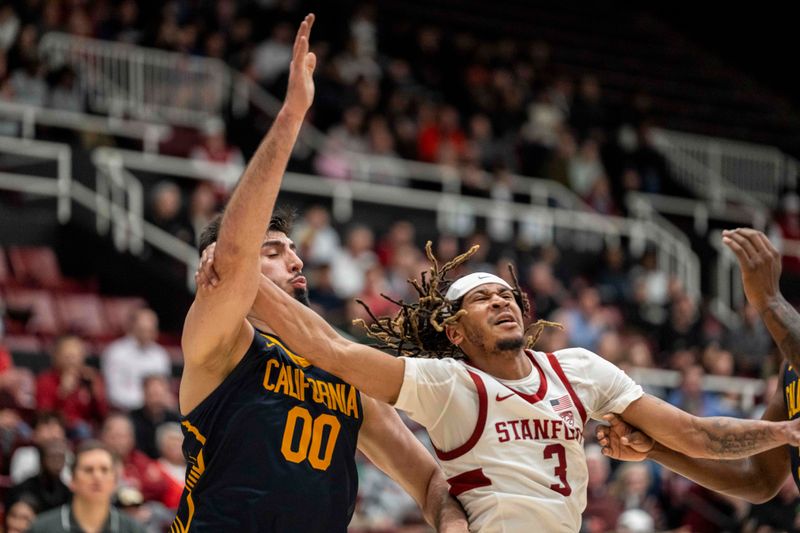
[723,227,800,369]
[618,392,800,460]
[181,14,316,374]
[358,397,468,531]
[253,274,406,404]
[598,371,790,503]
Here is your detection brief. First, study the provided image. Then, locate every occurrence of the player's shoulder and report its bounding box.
[400,355,470,376]
[550,347,601,363]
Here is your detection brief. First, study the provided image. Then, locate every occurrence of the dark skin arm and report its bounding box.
[722,227,800,370]
[597,367,790,503]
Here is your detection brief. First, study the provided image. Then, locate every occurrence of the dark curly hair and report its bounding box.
[197,206,296,255]
[354,242,561,358]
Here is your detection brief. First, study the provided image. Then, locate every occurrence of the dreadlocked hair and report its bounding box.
[353,241,563,358]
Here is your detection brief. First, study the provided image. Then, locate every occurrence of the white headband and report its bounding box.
[445,272,513,301]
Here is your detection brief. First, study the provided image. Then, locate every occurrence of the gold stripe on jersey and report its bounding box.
[260,333,312,368]
[172,424,208,532]
[787,379,800,419]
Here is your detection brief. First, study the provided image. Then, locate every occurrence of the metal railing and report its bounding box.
[90,147,701,301]
[652,128,797,208]
[0,101,171,153]
[0,136,72,223]
[628,366,765,414]
[0,135,198,288]
[39,33,231,127]
[625,191,770,235]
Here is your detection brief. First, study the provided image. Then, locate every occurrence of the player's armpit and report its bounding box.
[619,393,796,460]
[358,397,469,531]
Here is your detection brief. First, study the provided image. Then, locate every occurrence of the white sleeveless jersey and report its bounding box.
[395,348,643,533]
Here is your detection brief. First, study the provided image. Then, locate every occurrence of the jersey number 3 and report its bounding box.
[543,443,571,496]
[281,406,341,471]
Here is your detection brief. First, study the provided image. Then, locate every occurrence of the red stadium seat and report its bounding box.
[3,288,61,336]
[102,296,147,337]
[56,293,110,339]
[8,246,65,289]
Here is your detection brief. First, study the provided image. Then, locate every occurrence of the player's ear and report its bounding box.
[445,323,463,346]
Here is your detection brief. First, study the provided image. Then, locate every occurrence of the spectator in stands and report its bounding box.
[35,334,108,439]
[9,411,70,486]
[153,422,184,509]
[3,494,38,533]
[609,463,664,531]
[189,118,245,189]
[583,444,623,533]
[723,302,773,377]
[417,105,466,163]
[657,292,703,357]
[188,182,218,247]
[330,224,378,298]
[102,307,171,411]
[554,285,609,352]
[101,413,168,506]
[47,65,83,112]
[251,21,293,87]
[0,5,20,51]
[523,261,565,320]
[667,364,736,417]
[5,438,71,513]
[314,105,368,180]
[291,205,341,268]
[27,440,146,533]
[8,59,46,107]
[0,403,29,478]
[147,181,192,244]
[130,375,179,459]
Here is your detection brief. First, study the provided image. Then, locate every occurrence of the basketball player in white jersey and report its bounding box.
[197,244,800,532]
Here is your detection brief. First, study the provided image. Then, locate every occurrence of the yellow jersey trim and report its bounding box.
[260,333,311,368]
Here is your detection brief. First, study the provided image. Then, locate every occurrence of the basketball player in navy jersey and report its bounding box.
[598,227,800,503]
[172,14,467,533]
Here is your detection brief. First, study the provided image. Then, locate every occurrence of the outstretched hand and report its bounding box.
[721,228,782,312]
[595,414,654,462]
[283,13,317,118]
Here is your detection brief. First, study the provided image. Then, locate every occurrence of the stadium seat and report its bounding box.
[2,334,43,354]
[56,293,110,339]
[8,246,65,289]
[2,288,61,336]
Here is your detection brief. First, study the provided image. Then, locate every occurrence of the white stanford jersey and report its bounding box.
[395,348,643,533]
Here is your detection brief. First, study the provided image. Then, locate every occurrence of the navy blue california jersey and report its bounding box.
[784,362,800,491]
[171,329,363,533]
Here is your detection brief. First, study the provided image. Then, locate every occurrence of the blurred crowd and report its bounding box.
[2,0,800,532]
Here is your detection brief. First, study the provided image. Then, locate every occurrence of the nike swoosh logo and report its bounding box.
[496,393,514,402]
[477,274,491,279]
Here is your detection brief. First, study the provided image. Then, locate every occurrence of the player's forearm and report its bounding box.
[760,294,800,369]
[255,276,404,403]
[215,109,303,271]
[647,443,778,503]
[425,470,469,532]
[678,415,792,459]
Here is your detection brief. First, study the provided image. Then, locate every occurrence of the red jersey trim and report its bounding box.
[433,369,487,461]
[447,468,492,497]
[500,350,549,404]
[546,353,588,425]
